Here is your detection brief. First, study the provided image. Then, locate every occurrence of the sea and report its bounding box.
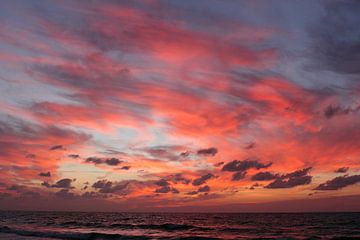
[0,211,359,239]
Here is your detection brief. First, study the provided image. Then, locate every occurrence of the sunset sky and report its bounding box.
[1,0,360,212]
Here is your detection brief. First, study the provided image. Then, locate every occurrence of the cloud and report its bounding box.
[164,173,191,185]
[335,167,349,173]
[251,172,278,181]
[155,179,170,187]
[324,105,350,119]
[105,158,122,166]
[214,162,224,167]
[198,185,210,192]
[52,178,74,189]
[222,159,272,172]
[265,168,312,189]
[49,145,64,150]
[55,189,76,199]
[138,145,187,161]
[68,154,80,159]
[91,179,147,195]
[232,171,247,181]
[310,0,360,76]
[85,157,123,166]
[39,172,51,177]
[314,175,360,190]
[120,166,131,170]
[154,186,179,194]
[192,173,215,186]
[43,178,74,189]
[197,147,218,156]
[186,191,198,196]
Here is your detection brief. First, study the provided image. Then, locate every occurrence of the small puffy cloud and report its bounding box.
[251,172,278,181]
[43,178,74,189]
[155,179,170,187]
[222,159,272,172]
[52,178,74,189]
[214,162,224,167]
[192,173,215,186]
[197,147,218,156]
[86,157,123,166]
[232,171,247,181]
[164,173,191,185]
[39,172,51,177]
[335,167,349,173]
[186,191,198,195]
[198,185,210,192]
[105,158,122,166]
[265,168,312,189]
[314,175,360,190]
[49,145,64,150]
[154,186,179,194]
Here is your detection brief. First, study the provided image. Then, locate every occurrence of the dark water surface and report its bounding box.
[0,211,359,239]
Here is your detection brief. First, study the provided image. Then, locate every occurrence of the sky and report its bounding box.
[1,0,360,212]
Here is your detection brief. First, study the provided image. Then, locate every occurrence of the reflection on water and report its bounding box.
[0,211,359,239]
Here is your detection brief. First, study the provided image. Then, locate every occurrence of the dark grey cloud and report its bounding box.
[154,186,179,194]
[91,179,143,195]
[310,0,360,76]
[164,173,191,185]
[324,105,350,119]
[335,167,349,173]
[42,178,74,189]
[265,168,312,189]
[49,145,64,150]
[39,172,51,177]
[214,161,224,167]
[314,175,360,191]
[105,158,122,166]
[155,179,170,187]
[232,171,246,181]
[192,173,215,186]
[92,180,113,190]
[139,145,187,161]
[51,178,74,189]
[186,191,198,195]
[222,159,272,172]
[120,166,131,170]
[180,151,190,157]
[86,157,123,166]
[86,157,103,164]
[68,154,80,159]
[266,175,312,189]
[251,172,278,181]
[198,185,210,193]
[197,147,218,156]
[26,153,36,159]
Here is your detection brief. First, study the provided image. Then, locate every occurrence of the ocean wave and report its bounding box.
[58,221,205,232]
[0,226,150,240]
